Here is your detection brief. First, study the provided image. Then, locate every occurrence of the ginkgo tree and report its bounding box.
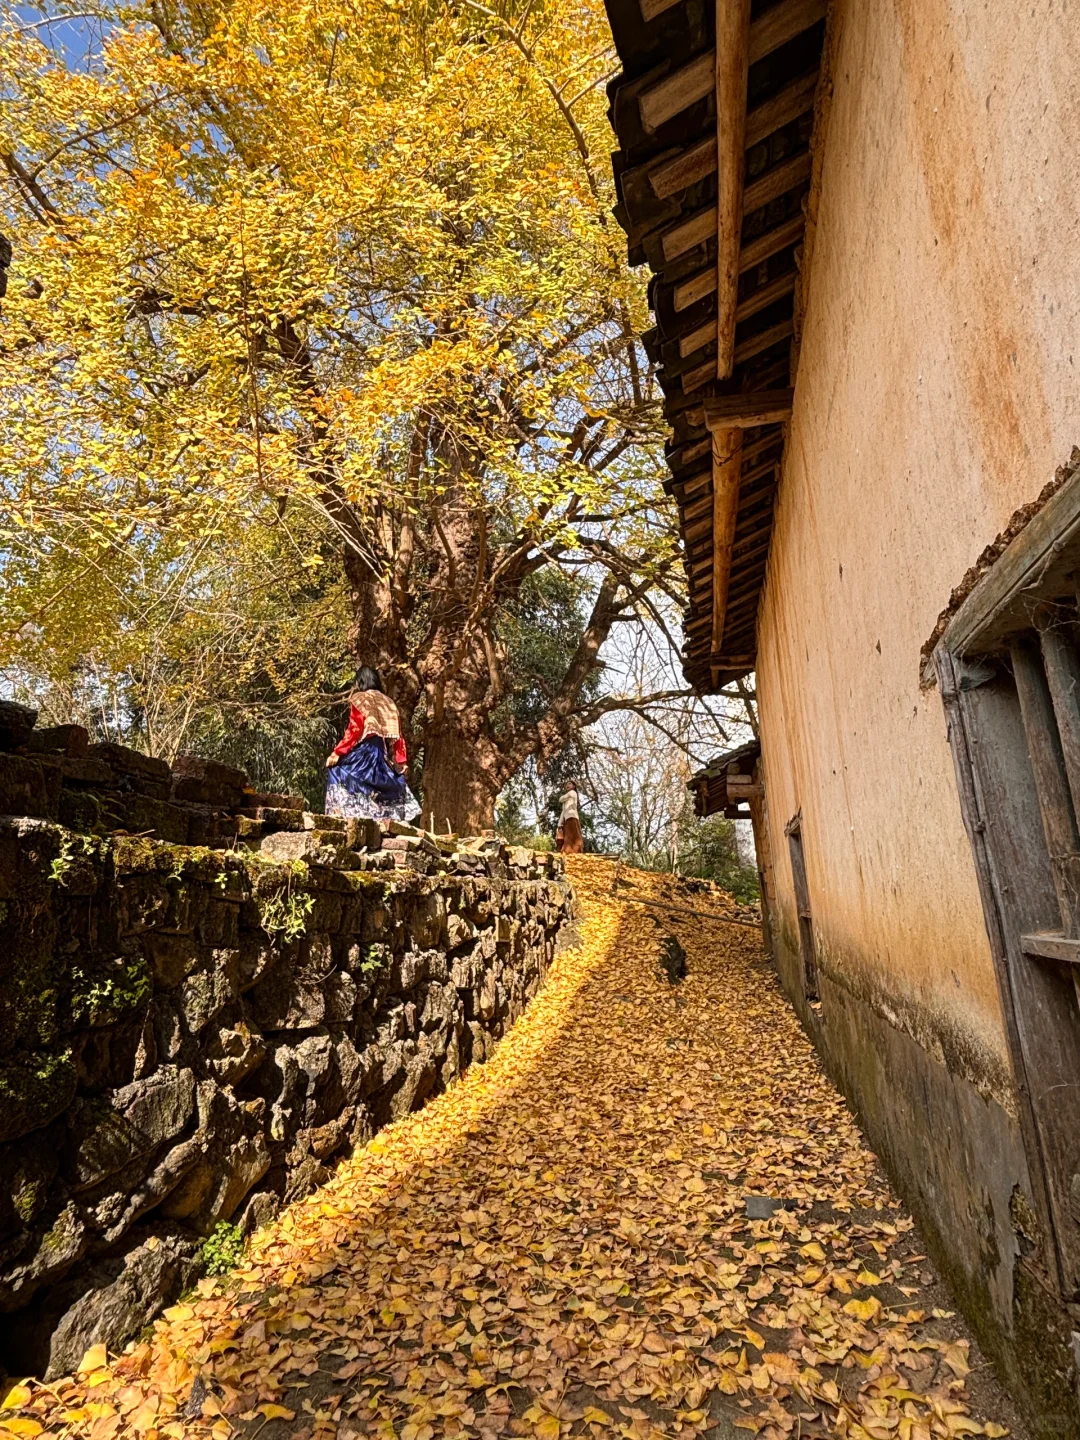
[0,0,694,830]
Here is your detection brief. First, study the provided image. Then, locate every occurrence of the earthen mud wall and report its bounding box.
[754,0,1080,1430]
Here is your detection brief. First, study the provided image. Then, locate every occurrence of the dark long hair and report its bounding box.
[354,665,384,693]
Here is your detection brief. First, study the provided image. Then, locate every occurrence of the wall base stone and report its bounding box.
[771,925,1080,1439]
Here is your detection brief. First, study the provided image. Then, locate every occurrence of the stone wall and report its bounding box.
[0,809,571,1380]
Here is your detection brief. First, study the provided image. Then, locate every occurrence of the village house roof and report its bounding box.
[689,737,761,818]
[602,0,827,691]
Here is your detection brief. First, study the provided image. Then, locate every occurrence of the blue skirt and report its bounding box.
[325,735,421,823]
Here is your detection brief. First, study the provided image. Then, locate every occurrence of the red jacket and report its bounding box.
[333,705,407,766]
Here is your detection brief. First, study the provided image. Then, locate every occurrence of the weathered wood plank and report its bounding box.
[647,69,817,204]
[639,0,682,21]
[739,211,805,270]
[703,388,793,429]
[650,137,717,199]
[673,264,719,312]
[639,50,715,133]
[672,215,805,310]
[714,0,751,379]
[661,203,717,262]
[711,427,744,657]
[682,490,714,522]
[1021,931,1080,964]
[1010,638,1080,937]
[743,149,812,214]
[682,355,720,393]
[727,777,764,799]
[669,436,712,469]
[748,0,827,63]
[746,68,820,146]
[1038,615,1080,827]
[734,316,794,364]
[670,467,712,499]
[936,646,1080,1291]
[684,513,715,544]
[736,267,797,322]
[941,461,1080,654]
[679,316,719,359]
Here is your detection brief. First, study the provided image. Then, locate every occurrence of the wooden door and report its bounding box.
[933,465,1080,1298]
[785,814,818,1000]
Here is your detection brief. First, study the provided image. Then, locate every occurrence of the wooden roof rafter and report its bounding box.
[603,0,827,690]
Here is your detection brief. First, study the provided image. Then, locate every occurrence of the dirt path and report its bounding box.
[5,857,1027,1440]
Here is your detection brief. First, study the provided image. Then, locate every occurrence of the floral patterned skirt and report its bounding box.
[325,735,422,823]
[325,778,422,823]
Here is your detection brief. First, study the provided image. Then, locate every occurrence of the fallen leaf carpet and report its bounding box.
[2,857,1026,1440]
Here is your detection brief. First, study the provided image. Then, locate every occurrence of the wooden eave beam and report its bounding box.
[636,0,823,131]
[650,137,717,200]
[735,316,794,365]
[639,51,715,134]
[703,389,793,430]
[737,269,798,323]
[748,0,827,63]
[673,213,804,311]
[710,425,744,665]
[745,68,819,147]
[715,0,751,380]
[647,68,816,203]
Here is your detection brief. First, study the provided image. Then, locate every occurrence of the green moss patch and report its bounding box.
[0,1049,77,1143]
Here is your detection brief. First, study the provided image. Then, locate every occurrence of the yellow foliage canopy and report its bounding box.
[0,0,667,735]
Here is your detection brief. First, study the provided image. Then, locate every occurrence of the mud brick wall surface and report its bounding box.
[0,817,572,1379]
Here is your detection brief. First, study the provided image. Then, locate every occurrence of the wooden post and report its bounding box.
[747,755,774,960]
[1037,613,1080,816]
[1010,637,1080,937]
[714,0,751,379]
[710,426,743,674]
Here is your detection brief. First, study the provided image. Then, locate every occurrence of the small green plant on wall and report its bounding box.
[360,943,390,975]
[201,1221,245,1276]
[260,885,315,942]
[48,831,107,887]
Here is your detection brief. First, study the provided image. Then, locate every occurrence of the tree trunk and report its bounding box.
[419,723,501,835]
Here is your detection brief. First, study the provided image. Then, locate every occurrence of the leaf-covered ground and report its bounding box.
[3,857,1027,1440]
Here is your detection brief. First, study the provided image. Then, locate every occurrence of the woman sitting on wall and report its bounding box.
[325,666,422,823]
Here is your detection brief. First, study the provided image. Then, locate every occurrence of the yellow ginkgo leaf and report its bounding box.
[0,1389,31,1416]
[257,1403,296,1420]
[76,1344,107,1375]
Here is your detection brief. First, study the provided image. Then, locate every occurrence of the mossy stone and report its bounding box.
[69,953,152,1028]
[0,1049,77,1143]
[56,789,104,836]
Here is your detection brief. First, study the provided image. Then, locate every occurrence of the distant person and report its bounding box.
[556,783,584,854]
[325,666,421,823]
